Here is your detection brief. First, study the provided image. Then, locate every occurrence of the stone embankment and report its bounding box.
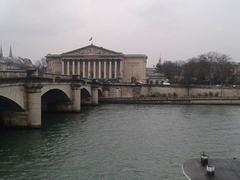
[99,97,240,105]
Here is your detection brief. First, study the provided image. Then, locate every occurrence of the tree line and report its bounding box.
[156,52,240,85]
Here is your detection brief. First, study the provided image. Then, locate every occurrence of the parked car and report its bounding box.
[163,82,170,86]
[136,81,143,85]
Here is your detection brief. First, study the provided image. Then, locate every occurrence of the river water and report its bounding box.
[1,104,240,179]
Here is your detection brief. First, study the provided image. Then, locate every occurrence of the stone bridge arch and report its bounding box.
[97,87,103,93]
[80,86,92,96]
[80,86,92,105]
[98,87,103,97]
[0,85,26,110]
[0,96,24,112]
[41,84,73,112]
[0,85,27,127]
[41,84,72,100]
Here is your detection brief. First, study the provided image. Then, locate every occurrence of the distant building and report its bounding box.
[146,67,165,84]
[0,46,33,71]
[46,44,147,83]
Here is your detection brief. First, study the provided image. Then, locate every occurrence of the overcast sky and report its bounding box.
[1,0,240,66]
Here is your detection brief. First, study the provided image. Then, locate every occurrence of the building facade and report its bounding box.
[146,67,165,84]
[46,44,147,82]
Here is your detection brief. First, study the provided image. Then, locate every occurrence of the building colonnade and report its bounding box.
[61,59,123,79]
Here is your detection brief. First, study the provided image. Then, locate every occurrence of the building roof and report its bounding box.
[124,54,148,59]
[46,44,147,59]
[0,45,33,68]
[62,44,123,56]
[47,44,122,58]
[0,56,33,69]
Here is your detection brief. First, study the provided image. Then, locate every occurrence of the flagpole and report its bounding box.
[89,37,93,45]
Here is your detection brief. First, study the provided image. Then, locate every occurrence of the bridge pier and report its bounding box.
[72,84,81,112]
[1,112,28,127]
[91,87,99,105]
[26,84,42,128]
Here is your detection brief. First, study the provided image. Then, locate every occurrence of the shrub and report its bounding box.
[161,93,167,97]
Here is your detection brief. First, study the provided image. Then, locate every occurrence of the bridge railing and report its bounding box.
[0,70,89,82]
[0,70,27,78]
[0,70,107,84]
[40,73,94,83]
[41,73,73,80]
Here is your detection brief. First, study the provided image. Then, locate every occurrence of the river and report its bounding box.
[1,104,240,179]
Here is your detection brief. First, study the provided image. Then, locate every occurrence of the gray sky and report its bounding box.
[1,0,240,66]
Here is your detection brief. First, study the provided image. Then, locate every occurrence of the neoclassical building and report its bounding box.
[46,44,147,82]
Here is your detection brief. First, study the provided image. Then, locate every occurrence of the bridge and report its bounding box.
[0,70,102,128]
[2,70,240,128]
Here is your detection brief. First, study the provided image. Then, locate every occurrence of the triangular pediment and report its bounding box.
[62,44,122,56]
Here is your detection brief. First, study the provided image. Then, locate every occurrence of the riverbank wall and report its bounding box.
[99,97,240,105]
[101,84,240,98]
[99,84,240,105]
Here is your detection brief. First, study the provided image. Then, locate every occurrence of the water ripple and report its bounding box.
[1,105,240,179]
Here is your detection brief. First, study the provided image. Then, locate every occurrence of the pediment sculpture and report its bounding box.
[63,45,122,56]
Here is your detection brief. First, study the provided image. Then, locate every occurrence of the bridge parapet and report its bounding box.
[0,70,27,79]
[0,70,97,85]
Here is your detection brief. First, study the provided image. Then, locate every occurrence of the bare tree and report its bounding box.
[156,61,183,82]
[35,57,47,74]
[155,52,237,85]
[183,52,233,85]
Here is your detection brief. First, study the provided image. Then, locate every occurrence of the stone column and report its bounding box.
[88,60,91,78]
[72,60,75,75]
[71,84,81,112]
[93,61,96,79]
[109,60,112,79]
[98,60,101,79]
[120,60,123,78]
[67,60,70,75]
[104,60,107,79]
[83,60,85,78]
[77,61,80,75]
[91,87,99,105]
[62,60,64,75]
[25,83,43,128]
[114,60,117,79]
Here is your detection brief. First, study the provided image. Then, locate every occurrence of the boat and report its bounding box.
[182,153,240,180]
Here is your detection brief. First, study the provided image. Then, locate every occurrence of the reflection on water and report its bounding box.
[1,105,240,179]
